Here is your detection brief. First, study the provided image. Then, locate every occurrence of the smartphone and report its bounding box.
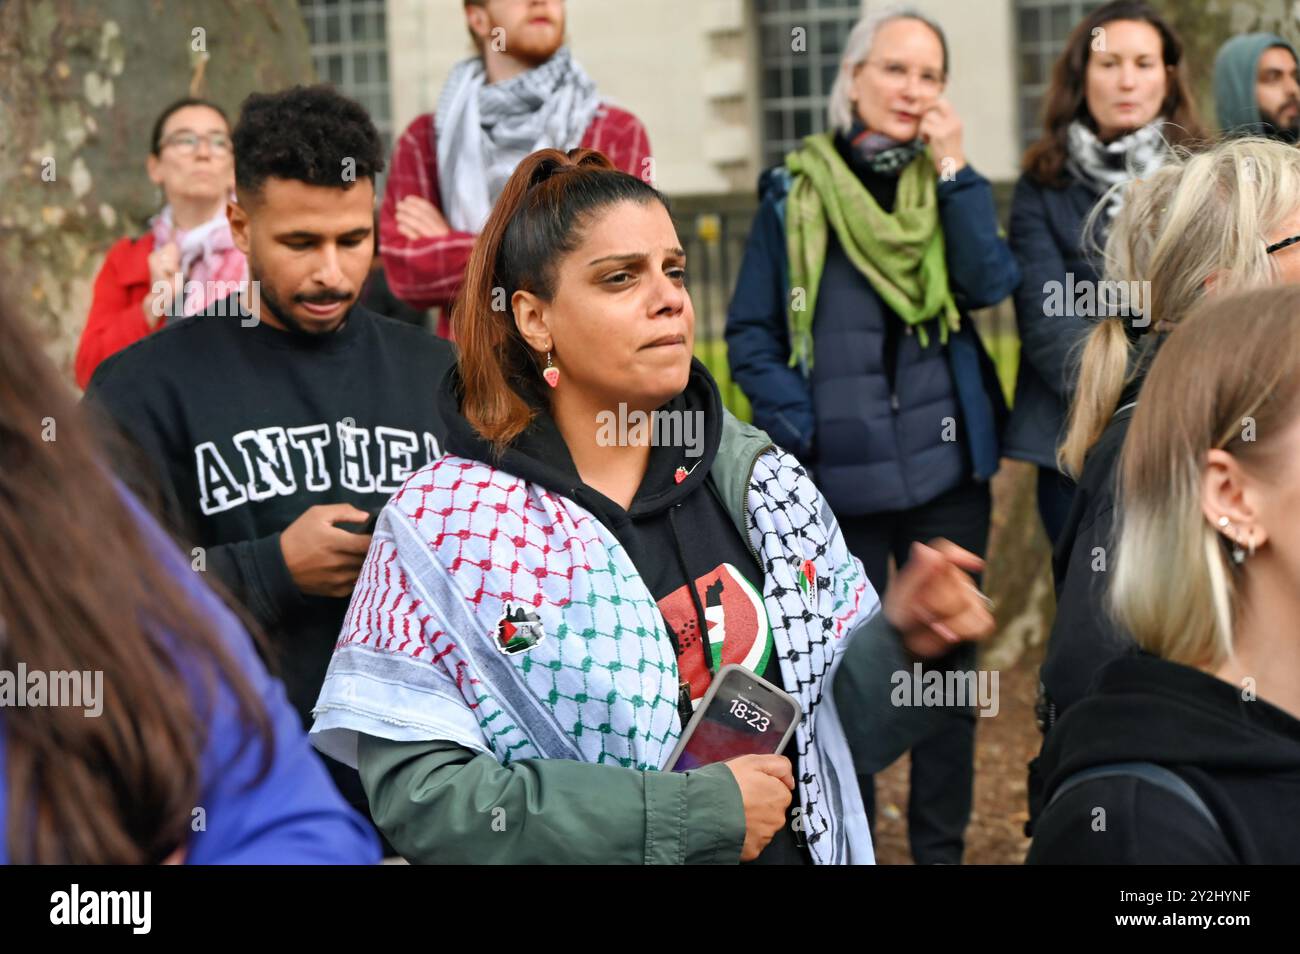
[664,663,802,772]
[342,508,381,535]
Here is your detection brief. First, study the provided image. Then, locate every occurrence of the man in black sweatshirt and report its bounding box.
[85,86,454,822]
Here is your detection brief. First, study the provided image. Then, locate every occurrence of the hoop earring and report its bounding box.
[543,351,559,388]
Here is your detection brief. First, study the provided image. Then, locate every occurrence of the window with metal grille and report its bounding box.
[1016,0,1106,150]
[755,0,864,170]
[299,0,393,156]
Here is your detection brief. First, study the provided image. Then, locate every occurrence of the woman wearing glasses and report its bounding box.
[725,5,1017,863]
[1029,136,1300,829]
[75,97,246,388]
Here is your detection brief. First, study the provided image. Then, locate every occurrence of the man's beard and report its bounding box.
[249,264,351,336]
[1261,105,1300,143]
[496,21,563,67]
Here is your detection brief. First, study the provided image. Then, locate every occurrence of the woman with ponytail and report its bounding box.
[310,147,995,865]
[0,288,378,864]
[1028,137,1300,827]
[1030,285,1300,864]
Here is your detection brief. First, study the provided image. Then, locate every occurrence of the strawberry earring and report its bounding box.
[542,351,560,388]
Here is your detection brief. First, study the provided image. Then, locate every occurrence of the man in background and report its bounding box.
[86,86,454,837]
[381,0,652,336]
[1215,33,1300,142]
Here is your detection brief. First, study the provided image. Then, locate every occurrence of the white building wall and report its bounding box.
[385,0,1021,193]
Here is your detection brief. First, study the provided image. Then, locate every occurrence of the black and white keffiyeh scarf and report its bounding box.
[1065,118,1168,219]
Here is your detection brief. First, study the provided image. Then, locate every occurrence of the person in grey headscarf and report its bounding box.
[1214,32,1300,142]
[379,0,652,338]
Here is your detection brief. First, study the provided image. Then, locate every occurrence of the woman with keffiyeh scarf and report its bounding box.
[310,146,996,865]
[75,98,247,388]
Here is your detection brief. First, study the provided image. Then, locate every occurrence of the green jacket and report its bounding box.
[358,412,912,864]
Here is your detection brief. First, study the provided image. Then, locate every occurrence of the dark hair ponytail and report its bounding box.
[452,147,666,452]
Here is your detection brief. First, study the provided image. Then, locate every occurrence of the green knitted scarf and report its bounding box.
[784,133,960,370]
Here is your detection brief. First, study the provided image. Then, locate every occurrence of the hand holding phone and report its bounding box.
[665,664,802,771]
[724,754,795,861]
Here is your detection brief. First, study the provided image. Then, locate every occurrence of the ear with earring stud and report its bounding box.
[1218,515,1256,564]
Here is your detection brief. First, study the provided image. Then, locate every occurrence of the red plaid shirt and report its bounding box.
[380,104,652,337]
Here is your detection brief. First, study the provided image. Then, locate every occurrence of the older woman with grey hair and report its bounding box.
[726,5,1018,864]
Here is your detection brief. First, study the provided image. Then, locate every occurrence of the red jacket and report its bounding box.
[76,234,158,389]
[380,104,652,337]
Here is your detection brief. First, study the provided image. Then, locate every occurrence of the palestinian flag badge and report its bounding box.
[496,603,545,655]
[797,558,818,608]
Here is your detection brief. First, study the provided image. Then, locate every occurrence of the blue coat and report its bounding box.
[725,162,1018,517]
[1004,172,1108,470]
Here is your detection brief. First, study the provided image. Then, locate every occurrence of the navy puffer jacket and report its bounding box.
[725,152,1018,517]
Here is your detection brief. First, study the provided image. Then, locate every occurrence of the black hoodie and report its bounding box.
[1028,653,1300,863]
[437,358,810,864]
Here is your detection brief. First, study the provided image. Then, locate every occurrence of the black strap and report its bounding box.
[667,503,713,728]
[1049,761,1224,838]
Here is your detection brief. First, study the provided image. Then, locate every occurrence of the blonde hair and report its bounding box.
[1058,137,1300,476]
[1111,285,1300,667]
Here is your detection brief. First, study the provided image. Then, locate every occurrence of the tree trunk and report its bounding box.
[0,0,315,375]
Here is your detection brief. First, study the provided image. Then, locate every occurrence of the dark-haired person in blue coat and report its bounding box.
[725,8,1016,864]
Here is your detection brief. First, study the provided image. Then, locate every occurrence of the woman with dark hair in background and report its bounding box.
[1006,0,1205,545]
[310,147,995,865]
[74,97,247,388]
[725,5,1017,864]
[0,290,378,864]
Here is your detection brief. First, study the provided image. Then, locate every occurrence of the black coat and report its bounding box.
[1004,172,1108,470]
[1028,653,1300,864]
[1040,380,1141,722]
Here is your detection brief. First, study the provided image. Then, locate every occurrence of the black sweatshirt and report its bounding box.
[1029,653,1300,863]
[84,302,454,734]
[437,359,810,864]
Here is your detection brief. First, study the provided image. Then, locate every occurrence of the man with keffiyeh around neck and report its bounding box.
[726,5,1018,865]
[380,0,652,337]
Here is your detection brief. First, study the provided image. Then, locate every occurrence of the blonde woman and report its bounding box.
[1036,137,1300,741]
[1029,285,1300,864]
